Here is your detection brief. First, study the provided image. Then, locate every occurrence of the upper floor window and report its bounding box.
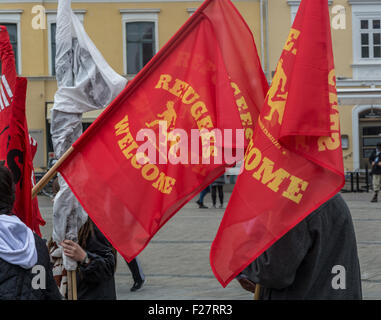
[0,23,18,74]
[126,22,155,75]
[350,0,381,80]
[46,10,85,76]
[50,23,57,75]
[120,9,160,76]
[360,18,381,59]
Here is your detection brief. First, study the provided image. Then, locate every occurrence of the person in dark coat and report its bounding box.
[60,218,117,300]
[196,186,211,209]
[125,257,145,292]
[0,163,62,300]
[237,193,362,300]
[369,142,381,202]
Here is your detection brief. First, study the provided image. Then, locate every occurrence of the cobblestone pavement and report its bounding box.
[37,190,381,300]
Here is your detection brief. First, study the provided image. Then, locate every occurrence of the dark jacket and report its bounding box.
[0,234,62,300]
[242,193,362,300]
[76,224,117,300]
[369,149,381,175]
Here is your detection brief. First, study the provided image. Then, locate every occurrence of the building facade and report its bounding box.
[0,0,380,172]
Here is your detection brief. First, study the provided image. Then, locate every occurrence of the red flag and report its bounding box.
[210,0,344,287]
[58,0,268,261]
[0,26,45,235]
[29,134,45,234]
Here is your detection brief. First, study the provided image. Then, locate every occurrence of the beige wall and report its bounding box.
[338,105,353,172]
[331,0,353,79]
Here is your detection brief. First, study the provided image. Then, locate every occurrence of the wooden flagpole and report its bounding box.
[71,270,78,300]
[67,270,73,300]
[31,146,74,199]
[31,146,78,300]
[254,284,261,300]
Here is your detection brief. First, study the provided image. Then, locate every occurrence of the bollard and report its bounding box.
[356,172,360,192]
[350,172,354,192]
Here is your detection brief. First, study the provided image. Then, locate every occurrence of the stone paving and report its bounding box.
[37,189,381,300]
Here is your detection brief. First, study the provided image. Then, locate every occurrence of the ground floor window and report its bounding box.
[359,108,381,169]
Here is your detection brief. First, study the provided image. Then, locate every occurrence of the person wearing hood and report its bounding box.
[236,193,362,300]
[0,163,62,300]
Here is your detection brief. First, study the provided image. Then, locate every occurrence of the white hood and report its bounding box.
[0,215,37,269]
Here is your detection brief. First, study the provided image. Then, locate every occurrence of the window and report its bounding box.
[350,1,381,79]
[46,10,85,76]
[120,9,160,76]
[0,23,19,75]
[50,23,56,75]
[126,22,155,74]
[358,107,381,168]
[0,10,22,74]
[360,18,381,59]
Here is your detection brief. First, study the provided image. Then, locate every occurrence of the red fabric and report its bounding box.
[0,26,16,128]
[29,135,45,235]
[58,0,267,262]
[0,26,45,235]
[210,0,345,287]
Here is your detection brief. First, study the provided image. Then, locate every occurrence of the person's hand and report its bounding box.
[60,240,87,263]
[237,277,256,293]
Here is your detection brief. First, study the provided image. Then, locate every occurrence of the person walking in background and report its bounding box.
[369,142,381,203]
[211,175,225,209]
[125,257,146,292]
[196,186,211,209]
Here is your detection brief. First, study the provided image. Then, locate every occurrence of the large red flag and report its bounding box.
[210,0,345,287]
[0,26,45,235]
[58,0,268,261]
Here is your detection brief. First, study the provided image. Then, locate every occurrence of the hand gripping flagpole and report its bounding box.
[31,146,77,300]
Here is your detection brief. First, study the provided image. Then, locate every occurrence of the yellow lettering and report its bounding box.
[115,115,130,136]
[163,176,176,194]
[191,101,208,120]
[252,157,290,192]
[122,141,139,160]
[118,132,134,150]
[236,96,249,111]
[282,175,309,204]
[284,28,300,55]
[328,69,336,87]
[152,172,166,192]
[317,133,341,151]
[231,82,241,96]
[168,79,189,97]
[182,86,200,105]
[240,112,253,127]
[155,74,172,90]
[329,92,338,106]
[330,113,340,131]
[245,128,254,140]
[197,116,214,130]
[131,154,142,169]
[245,147,262,171]
[141,164,159,181]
